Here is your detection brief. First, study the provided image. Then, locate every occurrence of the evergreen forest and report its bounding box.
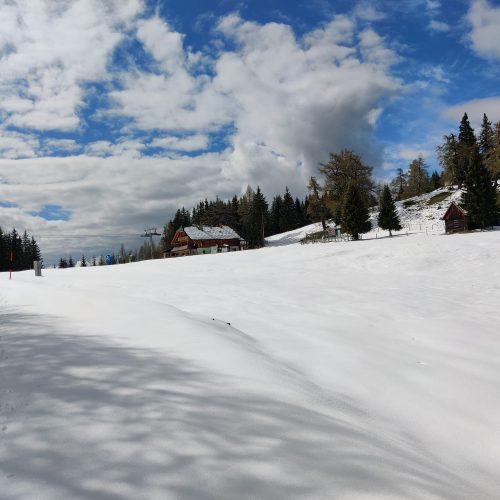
[0,228,42,272]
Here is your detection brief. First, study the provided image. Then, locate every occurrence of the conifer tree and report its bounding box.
[456,112,476,187]
[294,197,305,227]
[320,149,375,210]
[279,187,298,232]
[402,155,431,198]
[390,168,407,200]
[485,122,500,186]
[68,256,75,268]
[437,133,460,185]
[238,185,254,244]
[479,113,494,156]
[270,195,283,234]
[377,185,402,237]
[430,171,442,190]
[458,112,476,146]
[30,237,42,266]
[461,145,499,229]
[341,184,372,240]
[81,254,87,267]
[248,186,269,247]
[307,176,329,231]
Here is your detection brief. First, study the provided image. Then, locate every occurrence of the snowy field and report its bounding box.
[1,230,500,499]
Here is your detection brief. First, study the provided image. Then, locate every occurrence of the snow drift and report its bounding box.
[1,228,500,499]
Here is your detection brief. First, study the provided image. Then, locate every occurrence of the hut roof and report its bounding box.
[441,201,468,220]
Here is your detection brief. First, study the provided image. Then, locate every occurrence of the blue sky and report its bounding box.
[0,0,499,262]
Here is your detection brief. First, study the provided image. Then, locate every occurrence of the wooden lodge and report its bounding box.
[441,201,469,233]
[170,225,244,257]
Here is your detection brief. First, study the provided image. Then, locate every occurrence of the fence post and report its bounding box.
[34,261,42,277]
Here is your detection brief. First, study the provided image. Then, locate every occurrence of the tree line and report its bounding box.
[306,149,400,240]
[56,111,500,268]
[0,227,42,272]
[437,112,499,228]
[160,186,311,251]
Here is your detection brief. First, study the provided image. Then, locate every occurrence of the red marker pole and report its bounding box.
[9,252,13,281]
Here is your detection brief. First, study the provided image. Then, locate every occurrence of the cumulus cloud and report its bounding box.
[467,0,500,60]
[443,97,500,126]
[0,0,143,131]
[0,6,402,263]
[0,132,39,158]
[151,135,209,151]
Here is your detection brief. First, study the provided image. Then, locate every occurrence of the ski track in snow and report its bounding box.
[1,216,500,499]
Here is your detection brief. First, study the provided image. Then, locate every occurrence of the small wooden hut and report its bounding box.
[441,201,469,233]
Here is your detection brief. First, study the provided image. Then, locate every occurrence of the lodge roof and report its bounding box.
[183,225,242,241]
[441,201,468,220]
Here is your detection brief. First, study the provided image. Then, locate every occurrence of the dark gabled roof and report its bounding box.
[441,201,468,220]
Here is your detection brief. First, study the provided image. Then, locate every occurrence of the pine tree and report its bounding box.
[68,256,75,268]
[459,112,476,146]
[294,197,305,228]
[280,187,298,232]
[0,227,5,272]
[430,171,442,190]
[341,184,372,240]
[390,168,407,200]
[377,185,402,237]
[485,121,500,186]
[320,149,375,211]
[30,237,42,267]
[238,185,254,244]
[307,176,329,231]
[81,254,87,267]
[270,195,283,235]
[479,113,494,156]
[456,112,476,187]
[437,133,460,185]
[402,155,431,198]
[248,186,269,247]
[461,145,499,229]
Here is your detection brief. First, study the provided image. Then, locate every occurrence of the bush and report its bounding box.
[402,200,417,208]
[427,192,451,205]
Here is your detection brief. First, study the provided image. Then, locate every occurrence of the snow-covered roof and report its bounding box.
[184,225,241,240]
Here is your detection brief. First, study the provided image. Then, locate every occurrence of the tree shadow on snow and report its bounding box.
[0,309,478,499]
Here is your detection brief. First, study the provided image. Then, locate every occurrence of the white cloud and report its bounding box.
[85,139,146,158]
[151,135,209,151]
[0,151,237,262]
[442,97,500,126]
[43,139,80,152]
[428,20,450,32]
[467,0,500,60]
[0,131,39,158]
[353,2,386,22]
[0,0,144,131]
[136,16,185,75]
[0,9,403,263]
[359,28,399,66]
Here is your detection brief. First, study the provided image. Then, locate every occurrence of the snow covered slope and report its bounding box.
[1,230,500,499]
[267,187,461,246]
